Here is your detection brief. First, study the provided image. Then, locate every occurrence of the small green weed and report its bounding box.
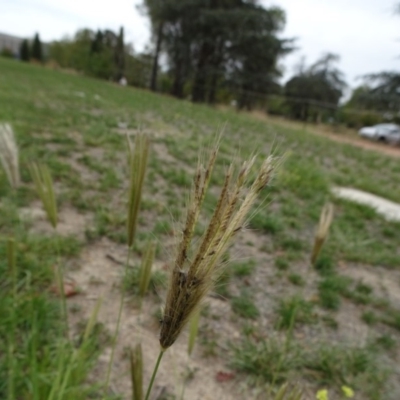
[275,256,290,270]
[361,311,378,325]
[275,295,315,330]
[231,291,260,319]
[249,212,283,235]
[231,259,256,277]
[231,337,301,384]
[318,274,351,310]
[287,273,305,286]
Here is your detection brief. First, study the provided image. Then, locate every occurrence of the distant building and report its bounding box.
[0,32,24,58]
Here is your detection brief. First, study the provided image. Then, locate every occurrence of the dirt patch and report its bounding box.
[342,263,400,308]
[20,203,92,240]
[67,239,241,400]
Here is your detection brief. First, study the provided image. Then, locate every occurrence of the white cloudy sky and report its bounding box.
[1,0,399,87]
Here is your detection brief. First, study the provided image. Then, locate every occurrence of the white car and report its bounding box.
[358,123,400,143]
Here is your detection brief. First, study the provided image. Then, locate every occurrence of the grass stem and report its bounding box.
[104,246,132,394]
[144,350,164,400]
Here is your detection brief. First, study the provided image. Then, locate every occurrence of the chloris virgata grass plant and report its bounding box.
[144,145,277,400]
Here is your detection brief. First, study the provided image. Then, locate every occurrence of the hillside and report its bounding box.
[0,58,400,400]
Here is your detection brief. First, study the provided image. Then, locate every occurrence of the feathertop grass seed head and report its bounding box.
[130,344,144,400]
[139,240,156,298]
[159,149,275,350]
[29,163,58,228]
[0,123,20,189]
[127,133,150,248]
[311,203,334,266]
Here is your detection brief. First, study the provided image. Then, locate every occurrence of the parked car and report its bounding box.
[358,123,400,143]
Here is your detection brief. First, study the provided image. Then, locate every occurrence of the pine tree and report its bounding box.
[19,39,30,61]
[115,27,125,80]
[31,33,43,62]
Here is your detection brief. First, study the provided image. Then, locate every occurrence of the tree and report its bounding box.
[142,0,293,105]
[285,53,346,121]
[115,27,125,80]
[358,73,400,113]
[141,0,167,91]
[19,39,30,61]
[31,33,43,62]
[226,5,293,109]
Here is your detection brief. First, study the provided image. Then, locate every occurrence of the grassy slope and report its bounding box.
[1,57,400,399]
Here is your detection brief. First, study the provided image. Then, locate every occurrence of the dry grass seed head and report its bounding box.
[0,123,20,188]
[139,240,156,298]
[311,203,334,265]
[130,343,143,400]
[127,133,150,247]
[159,149,275,350]
[29,163,58,228]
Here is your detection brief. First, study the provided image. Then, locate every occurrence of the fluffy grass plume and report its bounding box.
[0,123,20,188]
[29,163,58,228]
[130,344,143,400]
[311,203,334,266]
[127,133,150,247]
[159,147,275,350]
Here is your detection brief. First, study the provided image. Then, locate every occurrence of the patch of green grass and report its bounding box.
[318,274,352,310]
[249,212,284,235]
[361,311,378,325]
[86,207,126,243]
[231,291,260,319]
[287,273,305,286]
[373,334,396,351]
[278,235,305,252]
[231,337,301,384]
[214,268,231,298]
[123,266,167,296]
[321,314,338,329]
[274,256,290,270]
[314,252,335,275]
[275,295,315,330]
[346,281,374,305]
[161,167,192,187]
[99,168,120,191]
[304,344,387,392]
[381,309,400,331]
[231,259,256,277]
[152,219,173,236]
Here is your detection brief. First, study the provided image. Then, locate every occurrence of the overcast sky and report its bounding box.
[1,0,399,87]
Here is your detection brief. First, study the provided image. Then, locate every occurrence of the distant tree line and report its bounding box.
[18,33,43,62]
[143,0,294,109]
[7,0,397,128]
[48,27,154,88]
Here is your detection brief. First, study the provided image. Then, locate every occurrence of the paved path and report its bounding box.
[332,187,400,222]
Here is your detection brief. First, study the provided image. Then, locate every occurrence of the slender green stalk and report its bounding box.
[7,237,17,298]
[130,344,143,400]
[7,340,15,400]
[104,247,132,393]
[54,233,69,335]
[144,350,164,400]
[7,237,17,400]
